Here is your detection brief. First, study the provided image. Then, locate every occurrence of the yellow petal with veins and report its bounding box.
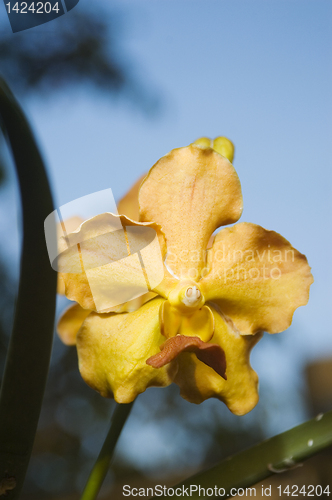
[174,305,261,415]
[200,222,313,335]
[139,144,242,280]
[76,297,176,402]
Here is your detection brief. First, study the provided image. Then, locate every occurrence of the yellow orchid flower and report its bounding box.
[57,137,313,415]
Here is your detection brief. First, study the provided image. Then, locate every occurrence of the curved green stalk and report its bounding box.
[81,402,134,500]
[154,410,332,499]
[0,79,57,498]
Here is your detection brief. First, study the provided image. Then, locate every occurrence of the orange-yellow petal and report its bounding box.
[57,303,91,345]
[57,213,166,313]
[117,175,146,221]
[139,144,242,280]
[76,297,176,403]
[200,222,313,335]
[174,306,261,415]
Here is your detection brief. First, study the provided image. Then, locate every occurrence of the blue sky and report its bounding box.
[0,0,331,441]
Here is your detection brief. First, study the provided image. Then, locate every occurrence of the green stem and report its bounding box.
[0,79,57,498]
[154,410,332,499]
[81,402,134,500]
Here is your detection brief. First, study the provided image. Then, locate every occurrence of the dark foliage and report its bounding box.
[0,8,158,112]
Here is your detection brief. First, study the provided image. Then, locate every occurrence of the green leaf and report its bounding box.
[0,78,57,498]
[154,411,332,499]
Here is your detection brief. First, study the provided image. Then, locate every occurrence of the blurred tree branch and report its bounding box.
[0,9,159,113]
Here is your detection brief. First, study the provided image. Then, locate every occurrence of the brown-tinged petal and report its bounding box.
[57,303,91,345]
[174,306,261,415]
[117,174,146,221]
[76,297,176,403]
[146,335,226,379]
[200,222,314,335]
[58,213,167,312]
[139,144,243,280]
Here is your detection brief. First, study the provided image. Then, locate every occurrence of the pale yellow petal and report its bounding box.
[58,213,167,312]
[77,297,176,402]
[117,175,146,221]
[139,144,242,280]
[57,304,91,345]
[174,306,261,415]
[200,222,314,335]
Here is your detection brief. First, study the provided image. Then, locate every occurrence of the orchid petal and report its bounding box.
[58,213,166,312]
[57,304,91,346]
[139,144,242,280]
[174,306,261,415]
[76,297,176,403]
[57,292,157,345]
[200,222,313,335]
